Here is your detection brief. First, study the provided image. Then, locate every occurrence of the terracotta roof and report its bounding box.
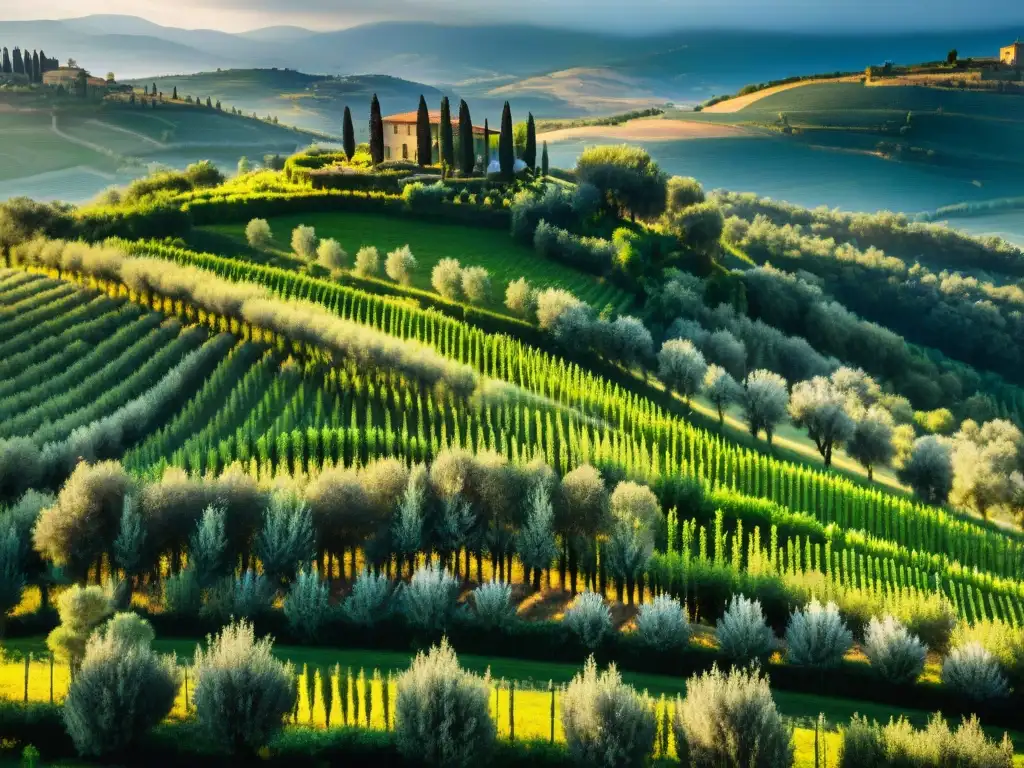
[383,110,488,134]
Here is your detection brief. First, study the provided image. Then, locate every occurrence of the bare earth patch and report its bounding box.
[702,75,862,113]
[538,118,752,143]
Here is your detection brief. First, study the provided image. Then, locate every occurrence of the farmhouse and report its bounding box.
[1000,40,1022,66]
[382,110,488,164]
[42,67,107,89]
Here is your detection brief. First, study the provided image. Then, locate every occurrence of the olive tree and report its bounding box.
[353,245,380,277]
[741,370,790,446]
[504,277,537,317]
[789,377,855,468]
[317,238,347,272]
[657,339,707,405]
[290,225,318,261]
[245,218,272,248]
[431,257,463,300]
[848,406,895,481]
[704,365,741,425]
[899,436,953,505]
[461,266,492,305]
[385,245,416,285]
[950,420,1024,520]
[516,483,558,590]
[575,145,668,221]
[665,175,705,213]
[606,481,661,605]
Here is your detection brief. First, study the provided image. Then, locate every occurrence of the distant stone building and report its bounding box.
[42,67,107,89]
[381,110,488,164]
[1000,40,1022,66]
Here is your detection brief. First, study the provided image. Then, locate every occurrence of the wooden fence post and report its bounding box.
[509,680,515,742]
[549,681,555,744]
[23,654,30,704]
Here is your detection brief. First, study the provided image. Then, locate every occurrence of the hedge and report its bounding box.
[310,169,411,193]
[0,703,596,767]
[7,607,1020,730]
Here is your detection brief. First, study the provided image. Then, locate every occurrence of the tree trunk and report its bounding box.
[615,579,624,604]
[559,539,567,591]
[507,552,514,584]
[476,550,484,583]
[867,466,873,482]
[637,573,645,604]
[568,547,578,595]
[533,567,542,591]
[626,575,636,606]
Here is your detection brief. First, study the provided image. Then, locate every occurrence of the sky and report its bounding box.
[0,0,1020,34]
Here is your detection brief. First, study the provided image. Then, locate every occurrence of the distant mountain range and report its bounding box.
[1,15,1020,112]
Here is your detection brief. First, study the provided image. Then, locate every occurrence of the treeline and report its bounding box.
[713,190,1024,277]
[724,215,1024,386]
[0,46,57,82]
[9,238,478,398]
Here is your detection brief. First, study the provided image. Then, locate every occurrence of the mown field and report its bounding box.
[199,211,637,316]
[0,112,118,182]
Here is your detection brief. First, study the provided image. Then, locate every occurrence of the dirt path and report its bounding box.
[702,76,861,113]
[88,119,166,148]
[538,118,751,142]
[50,114,121,159]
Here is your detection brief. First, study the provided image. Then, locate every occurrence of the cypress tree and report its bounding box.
[525,112,537,170]
[369,93,384,165]
[415,94,431,166]
[38,50,48,75]
[152,82,157,96]
[541,141,549,177]
[439,96,454,172]
[342,106,356,161]
[457,99,474,176]
[172,86,178,100]
[483,119,490,170]
[32,51,40,82]
[2,48,11,75]
[498,101,514,179]
[12,47,23,76]
[206,96,212,108]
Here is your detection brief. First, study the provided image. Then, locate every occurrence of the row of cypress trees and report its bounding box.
[1,47,56,82]
[363,93,541,179]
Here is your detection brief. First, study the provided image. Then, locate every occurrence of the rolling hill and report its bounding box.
[130,71,447,137]
[3,14,1020,104]
[687,81,1024,170]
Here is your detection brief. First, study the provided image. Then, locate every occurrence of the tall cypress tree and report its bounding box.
[498,101,514,179]
[457,99,474,176]
[415,94,431,166]
[32,51,40,82]
[369,94,384,165]
[2,48,11,75]
[524,112,537,170]
[483,119,490,170]
[342,106,356,161]
[439,96,455,172]
[541,141,549,177]
[172,86,178,100]
[38,50,49,74]
[12,47,23,76]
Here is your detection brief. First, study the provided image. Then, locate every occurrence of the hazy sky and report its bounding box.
[2,0,1020,34]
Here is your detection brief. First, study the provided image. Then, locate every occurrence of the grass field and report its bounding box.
[199,212,636,317]
[0,112,118,182]
[6,636,1022,766]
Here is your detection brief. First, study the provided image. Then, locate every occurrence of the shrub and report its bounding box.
[941,643,1009,700]
[785,599,852,668]
[192,620,296,755]
[882,713,1013,768]
[189,505,227,588]
[46,585,111,671]
[564,591,612,650]
[894,593,956,653]
[343,568,399,627]
[202,569,272,622]
[256,493,315,587]
[432,257,463,300]
[950,620,1024,684]
[317,238,347,272]
[162,568,200,617]
[354,245,380,278]
[245,218,272,248]
[461,266,492,305]
[385,245,416,285]
[561,656,655,768]
[837,715,885,768]
[469,580,515,630]
[674,665,793,768]
[291,225,318,260]
[401,564,460,634]
[716,595,774,662]
[504,277,537,317]
[863,616,926,684]
[635,594,690,651]
[102,612,155,650]
[283,569,331,641]
[395,639,495,767]
[63,618,178,757]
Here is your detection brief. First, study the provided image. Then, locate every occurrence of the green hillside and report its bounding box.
[131,69,447,136]
[691,82,1024,168]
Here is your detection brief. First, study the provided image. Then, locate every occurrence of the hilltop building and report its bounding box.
[382,110,488,164]
[1000,40,1022,66]
[42,67,107,89]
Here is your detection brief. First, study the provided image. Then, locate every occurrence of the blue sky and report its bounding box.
[4,0,1022,33]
